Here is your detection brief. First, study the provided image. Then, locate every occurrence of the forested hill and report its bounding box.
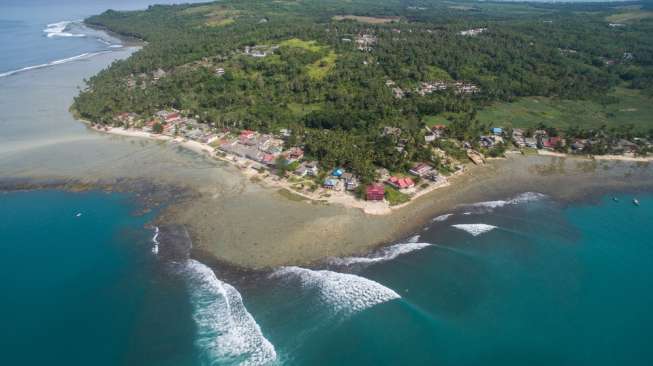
[75,0,653,134]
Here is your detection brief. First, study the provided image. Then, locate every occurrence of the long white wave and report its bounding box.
[462,192,547,211]
[270,266,400,317]
[431,213,453,223]
[0,51,111,78]
[452,223,497,236]
[182,260,277,366]
[43,20,85,38]
[327,242,432,266]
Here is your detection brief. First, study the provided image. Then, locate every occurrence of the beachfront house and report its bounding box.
[409,163,433,177]
[323,178,339,190]
[286,147,304,162]
[542,136,564,150]
[387,176,415,190]
[341,173,359,191]
[366,184,385,201]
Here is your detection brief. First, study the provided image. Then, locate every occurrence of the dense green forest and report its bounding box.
[74,0,653,180]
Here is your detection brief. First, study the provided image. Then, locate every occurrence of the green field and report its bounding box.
[476,88,653,131]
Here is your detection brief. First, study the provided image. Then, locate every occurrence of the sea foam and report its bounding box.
[431,213,453,223]
[327,242,432,266]
[270,267,400,316]
[182,260,276,366]
[151,226,160,255]
[452,224,498,236]
[462,192,547,213]
[43,20,85,38]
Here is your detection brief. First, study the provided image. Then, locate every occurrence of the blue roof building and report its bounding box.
[331,168,344,177]
[492,127,503,135]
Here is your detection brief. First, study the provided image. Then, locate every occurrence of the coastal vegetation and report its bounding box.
[74,0,653,190]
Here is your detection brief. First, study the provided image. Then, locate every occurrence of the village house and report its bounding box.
[341,172,359,191]
[387,176,415,190]
[215,67,225,77]
[541,136,564,150]
[285,147,304,162]
[294,161,319,177]
[366,184,385,201]
[323,177,340,190]
[512,128,526,148]
[409,163,433,177]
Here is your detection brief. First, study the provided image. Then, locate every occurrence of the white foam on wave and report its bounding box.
[182,260,277,366]
[452,224,497,236]
[431,213,453,223]
[463,192,547,212]
[270,267,400,316]
[151,226,160,254]
[328,242,432,266]
[43,20,85,38]
[0,51,111,78]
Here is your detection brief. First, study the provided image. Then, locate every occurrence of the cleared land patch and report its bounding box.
[606,11,653,23]
[332,15,401,24]
[475,88,653,131]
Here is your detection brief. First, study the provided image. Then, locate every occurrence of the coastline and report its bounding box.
[85,123,460,215]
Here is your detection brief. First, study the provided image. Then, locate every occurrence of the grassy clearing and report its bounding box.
[606,11,653,23]
[384,186,410,206]
[206,18,235,27]
[307,51,337,80]
[426,65,452,80]
[279,38,324,52]
[476,88,653,131]
[332,15,401,24]
[287,102,322,117]
[423,113,460,127]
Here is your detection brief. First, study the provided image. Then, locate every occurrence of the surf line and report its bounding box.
[0,51,112,78]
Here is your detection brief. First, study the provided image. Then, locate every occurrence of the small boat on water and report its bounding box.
[612,197,619,202]
[633,199,640,206]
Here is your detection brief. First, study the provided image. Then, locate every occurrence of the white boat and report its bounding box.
[633,199,640,206]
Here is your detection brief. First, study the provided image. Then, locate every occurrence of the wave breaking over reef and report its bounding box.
[270,266,400,317]
[460,192,547,213]
[153,225,276,365]
[181,260,277,366]
[452,223,498,236]
[327,241,432,267]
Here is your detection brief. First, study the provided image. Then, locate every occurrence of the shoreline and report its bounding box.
[85,123,461,215]
[538,149,653,162]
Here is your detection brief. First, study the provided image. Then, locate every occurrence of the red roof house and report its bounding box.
[366,184,385,201]
[387,176,415,189]
[543,136,563,149]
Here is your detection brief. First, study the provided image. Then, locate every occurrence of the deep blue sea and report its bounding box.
[2,1,653,365]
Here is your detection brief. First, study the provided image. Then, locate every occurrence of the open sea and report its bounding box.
[2,1,653,365]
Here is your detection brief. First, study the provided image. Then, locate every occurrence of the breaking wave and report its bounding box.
[181,260,277,366]
[327,242,432,266]
[452,224,498,236]
[0,51,111,78]
[461,192,547,212]
[151,226,160,255]
[431,213,453,223]
[270,267,400,316]
[43,20,85,38]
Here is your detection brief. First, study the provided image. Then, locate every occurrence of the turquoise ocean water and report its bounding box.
[2,1,653,365]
